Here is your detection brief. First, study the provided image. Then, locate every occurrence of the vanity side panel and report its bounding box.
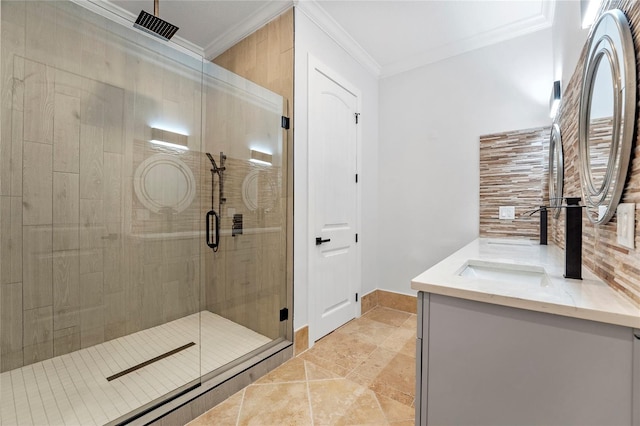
[416,292,429,426]
[427,294,633,426]
[633,329,639,426]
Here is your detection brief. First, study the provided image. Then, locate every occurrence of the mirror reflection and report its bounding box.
[587,54,614,197]
[578,9,636,224]
[549,124,564,219]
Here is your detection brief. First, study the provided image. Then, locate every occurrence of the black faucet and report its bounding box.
[539,205,547,245]
[524,205,548,245]
[564,197,582,280]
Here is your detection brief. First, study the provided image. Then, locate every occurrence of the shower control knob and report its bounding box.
[315,237,331,245]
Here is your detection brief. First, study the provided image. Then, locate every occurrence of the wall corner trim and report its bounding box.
[204,2,294,60]
[295,0,382,78]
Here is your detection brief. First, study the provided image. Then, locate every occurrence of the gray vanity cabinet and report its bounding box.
[416,292,640,426]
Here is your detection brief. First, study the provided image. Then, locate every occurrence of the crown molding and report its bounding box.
[203,1,294,60]
[295,0,382,77]
[381,1,556,78]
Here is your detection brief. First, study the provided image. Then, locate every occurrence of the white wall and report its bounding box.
[377,29,554,295]
[293,9,380,330]
[552,1,589,91]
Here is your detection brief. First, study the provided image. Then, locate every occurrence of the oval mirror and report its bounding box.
[549,124,564,219]
[578,9,636,224]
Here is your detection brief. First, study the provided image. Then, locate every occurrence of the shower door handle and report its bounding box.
[206,210,220,250]
[315,237,331,245]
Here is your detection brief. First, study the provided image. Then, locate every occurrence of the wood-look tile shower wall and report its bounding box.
[0,1,203,372]
[480,0,640,306]
[209,9,294,341]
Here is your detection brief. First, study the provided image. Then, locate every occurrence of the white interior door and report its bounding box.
[308,56,360,343]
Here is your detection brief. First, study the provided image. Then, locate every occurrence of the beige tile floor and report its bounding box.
[188,307,417,425]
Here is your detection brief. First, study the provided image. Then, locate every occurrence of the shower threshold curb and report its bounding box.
[121,339,293,426]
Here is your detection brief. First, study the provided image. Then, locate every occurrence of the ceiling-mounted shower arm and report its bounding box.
[133,0,179,41]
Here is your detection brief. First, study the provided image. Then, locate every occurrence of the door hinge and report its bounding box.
[279,307,289,321]
[355,174,358,183]
[281,116,290,129]
[355,293,359,302]
[355,112,360,124]
[355,233,358,243]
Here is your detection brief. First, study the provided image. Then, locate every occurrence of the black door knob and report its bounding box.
[315,237,331,245]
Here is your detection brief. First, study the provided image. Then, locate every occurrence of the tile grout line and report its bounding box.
[234,387,246,426]
[47,357,82,425]
[372,392,391,426]
[304,361,315,426]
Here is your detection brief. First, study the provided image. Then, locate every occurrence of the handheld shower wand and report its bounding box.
[205,152,226,252]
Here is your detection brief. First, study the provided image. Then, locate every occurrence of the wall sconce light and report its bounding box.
[150,127,189,151]
[549,80,562,118]
[249,149,272,166]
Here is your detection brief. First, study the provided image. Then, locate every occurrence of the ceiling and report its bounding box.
[105,0,555,78]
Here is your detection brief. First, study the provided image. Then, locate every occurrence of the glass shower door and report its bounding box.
[199,63,289,378]
[0,1,204,424]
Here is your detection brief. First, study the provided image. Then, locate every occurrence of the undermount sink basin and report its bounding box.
[458,260,549,286]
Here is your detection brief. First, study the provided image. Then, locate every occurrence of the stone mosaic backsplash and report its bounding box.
[551,0,640,305]
[479,126,550,240]
[480,0,640,307]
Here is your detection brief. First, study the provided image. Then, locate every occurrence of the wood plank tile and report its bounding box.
[79,248,103,275]
[24,2,57,65]
[80,86,104,200]
[53,172,79,225]
[10,197,23,284]
[53,93,80,173]
[22,225,52,310]
[0,196,11,285]
[54,68,83,99]
[23,340,52,365]
[80,308,104,349]
[52,224,79,252]
[53,250,80,331]
[1,282,23,354]
[1,2,26,58]
[0,350,24,372]
[79,199,104,250]
[22,141,52,225]
[103,153,122,223]
[23,305,53,347]
[0,105,12,197]
[23,59,53,144]
[80,271,103,309]
[10,110,24,197]
[53,326,80,357]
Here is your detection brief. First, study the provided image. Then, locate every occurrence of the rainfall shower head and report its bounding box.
[133,0,178,41]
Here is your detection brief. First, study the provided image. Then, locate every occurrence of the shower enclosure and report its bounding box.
[0,1,291,424]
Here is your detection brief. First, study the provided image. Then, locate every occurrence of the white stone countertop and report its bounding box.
[411,238,640,329]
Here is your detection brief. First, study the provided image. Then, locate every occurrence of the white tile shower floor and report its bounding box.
[0,311,272,426]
